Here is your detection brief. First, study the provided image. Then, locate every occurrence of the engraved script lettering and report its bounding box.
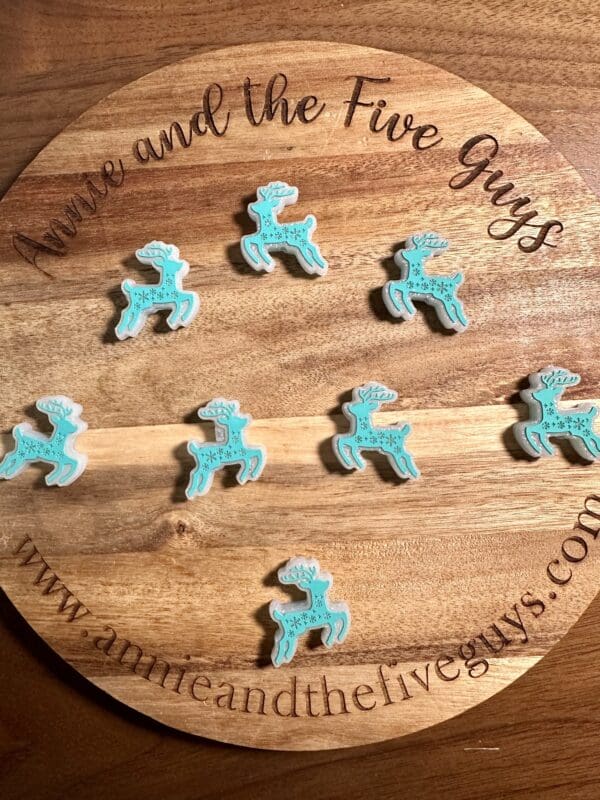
[12,159,125,271]
[133,83,230,163]
[9,72,566,269]
[243,73,326,126]
[449,134,564,252]
[343,75,442,149]
[10,499,597,722]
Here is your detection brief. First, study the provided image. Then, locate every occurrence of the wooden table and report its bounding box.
[1,2,600,797]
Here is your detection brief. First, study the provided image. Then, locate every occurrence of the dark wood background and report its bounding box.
[1,1,600,797]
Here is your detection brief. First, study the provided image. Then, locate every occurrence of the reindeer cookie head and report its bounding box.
[514,366,600,461]
[197,399,250,437]
[402,231,449,262]
[333,382,420,481]
[250,181,298,218]
[0,395,88,487]
[269,557,351,668]
[241,181,328,276]
[115,240,200,340]
[347,382,398,414]
[135,241,184,273]
[383,231,468,333]
[185,398,267,499]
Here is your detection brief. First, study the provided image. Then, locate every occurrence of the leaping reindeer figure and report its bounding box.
[186,399,266,498]
[333,382,420,480]
[270,557,350,668]
[241,181,328,275]
[382,232,468,332]
[514,366,600,461]
[0,396,87,487]
[115,241,200,340]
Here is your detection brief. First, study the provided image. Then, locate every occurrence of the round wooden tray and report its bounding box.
[0,41,599,751]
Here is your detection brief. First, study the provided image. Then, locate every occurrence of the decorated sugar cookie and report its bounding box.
[241,181,328,275]
[0,396,87,487]
[382,232,468,332]
[333,382,420,480]
[514,366,600,461]
[115,241,200,340]
[269,557,350,667]
[185,399,266,498]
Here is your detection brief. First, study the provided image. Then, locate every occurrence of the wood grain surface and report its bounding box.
[1,2,600,797]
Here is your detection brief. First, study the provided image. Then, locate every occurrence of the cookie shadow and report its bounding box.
[171,441,194,503]
[17,402,56,489]
[318,389,355,476]
[502,376,537,462]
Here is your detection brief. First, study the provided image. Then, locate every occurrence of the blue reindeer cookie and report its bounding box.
[0,396,87,487]
[241,181,328,275]
[116,241,200,340]
[383,232,468,333]
[185,398,267,498]
[333,382,420,480]
[269,557,350,668]
[514,366,600,461]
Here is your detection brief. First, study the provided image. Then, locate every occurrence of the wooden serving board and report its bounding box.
[0,41,599,751]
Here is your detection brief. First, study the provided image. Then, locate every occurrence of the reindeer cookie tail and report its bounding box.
[13,424,27,443]
[187,441,204,459]
[303,214,317,231]
[121,278,136,294]
[270,602,285,622]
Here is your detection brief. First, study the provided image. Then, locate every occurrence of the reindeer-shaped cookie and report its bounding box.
[0,396,87,487]
[241,181,328,275]
[270,557,350,667]
[514,366,600,461]
[333,382,420,480]
[382,232,468,332]
[115,241,200,340]
[185,398,266,498]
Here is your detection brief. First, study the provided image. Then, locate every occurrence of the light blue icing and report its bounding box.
[333,382,420,480]
[0,395,88,487]
[270,556,351,668]
[186,398,266,498]
[116,241,200,340]
[383,232,468,332]
[514,366,600,461]
[241,181,328,275]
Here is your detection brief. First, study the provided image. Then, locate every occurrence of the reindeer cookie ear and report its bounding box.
[115,241,200,341]
[513,366,600,461]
